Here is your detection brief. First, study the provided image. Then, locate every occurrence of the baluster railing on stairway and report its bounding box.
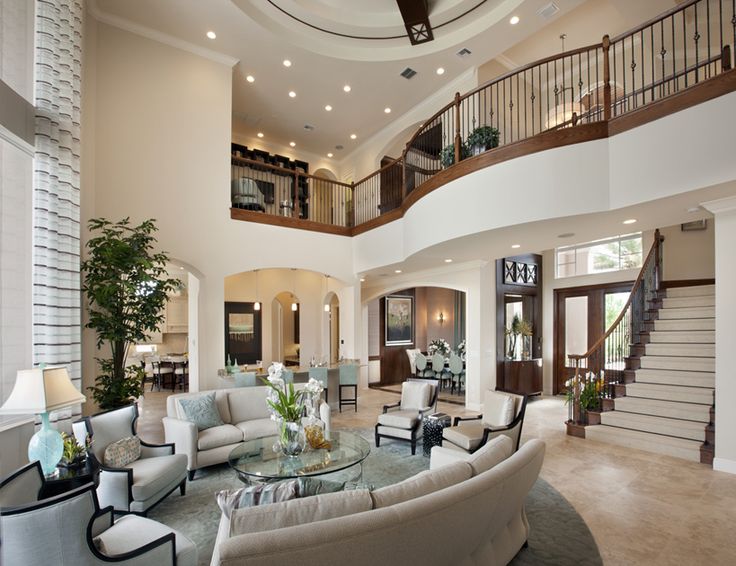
[566,229,665,431]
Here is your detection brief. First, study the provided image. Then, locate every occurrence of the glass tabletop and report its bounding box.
[228,430,371,482]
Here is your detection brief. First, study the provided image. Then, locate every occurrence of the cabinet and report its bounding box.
[501,359,543,396]
[165,296,188,333]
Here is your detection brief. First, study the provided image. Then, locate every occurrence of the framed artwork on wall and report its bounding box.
[224,302,262,364]
[385,295,414,346]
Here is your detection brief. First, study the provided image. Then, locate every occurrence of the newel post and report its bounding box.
[453,92,462,164]
[602,34,612,121]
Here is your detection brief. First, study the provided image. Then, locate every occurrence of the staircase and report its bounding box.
[585,284,715,464]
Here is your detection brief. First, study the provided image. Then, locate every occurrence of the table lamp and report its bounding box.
[0,366,86,477]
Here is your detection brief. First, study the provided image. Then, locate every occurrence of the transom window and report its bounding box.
[556,233,643,278]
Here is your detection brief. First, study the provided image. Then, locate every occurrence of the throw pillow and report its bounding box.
[178,391,224,431]
[103,436,141,468]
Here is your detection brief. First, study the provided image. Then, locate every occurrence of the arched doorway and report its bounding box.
[324,291,340,363]
[272,291,300,366]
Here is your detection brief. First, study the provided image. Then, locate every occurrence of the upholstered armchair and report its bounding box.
[375,379,439,455]
[73,404,187,515]
[0,462,197,566]
[432,390,527,467]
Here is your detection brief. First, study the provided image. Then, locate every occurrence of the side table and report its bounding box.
[423,413,451,457]
[40,458,100,499]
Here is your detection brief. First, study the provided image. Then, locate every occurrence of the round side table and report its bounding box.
[423,413,452,457]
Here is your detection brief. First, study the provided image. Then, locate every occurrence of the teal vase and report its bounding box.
[28,412,63,477]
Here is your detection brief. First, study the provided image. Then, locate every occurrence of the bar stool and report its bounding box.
[338,364,359,413]
[308,367,329,404]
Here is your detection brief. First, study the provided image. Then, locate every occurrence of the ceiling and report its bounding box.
[92,0,587,159]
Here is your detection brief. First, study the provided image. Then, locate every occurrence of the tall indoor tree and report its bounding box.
[82,218,181,409]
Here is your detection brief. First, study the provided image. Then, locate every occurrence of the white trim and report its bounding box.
[87,0,239,68]
[713,457,736,475]
[701,196,736,215]
[0,124,34,157]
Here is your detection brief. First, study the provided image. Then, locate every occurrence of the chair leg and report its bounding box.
[179,480,186,496]
[354,385,357,412]
[187,469,196,481]
[411,440,416,455]
[375,431,380,448]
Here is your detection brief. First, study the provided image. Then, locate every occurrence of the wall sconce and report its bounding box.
[438,312,445,325]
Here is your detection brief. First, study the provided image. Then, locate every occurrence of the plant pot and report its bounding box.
[279,420,306,456]
[471,145,485,156]
[59,456,87,470]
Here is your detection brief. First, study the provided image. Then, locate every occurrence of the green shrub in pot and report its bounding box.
[467,125,500,155]
[439,142,469,168]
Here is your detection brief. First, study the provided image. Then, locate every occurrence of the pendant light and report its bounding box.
[291,269,298,311]
[253,269,260,311]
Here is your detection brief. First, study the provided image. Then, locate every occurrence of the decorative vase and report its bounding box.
[521,335,532,360]
[279,420,306,457]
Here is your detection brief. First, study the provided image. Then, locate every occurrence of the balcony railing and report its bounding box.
[231,0,735,234]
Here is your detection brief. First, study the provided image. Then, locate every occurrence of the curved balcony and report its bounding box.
[231,0,736,237]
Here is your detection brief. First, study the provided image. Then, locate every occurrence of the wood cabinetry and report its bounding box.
[165,296,188,333]
[500,359,543,396]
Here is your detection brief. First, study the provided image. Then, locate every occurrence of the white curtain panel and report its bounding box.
[33,0,83,420]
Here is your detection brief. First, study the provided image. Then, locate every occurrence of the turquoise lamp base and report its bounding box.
[28,412,63,478]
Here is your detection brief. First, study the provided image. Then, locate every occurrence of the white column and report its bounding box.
[702,195,736,474]
[464,262,495,411]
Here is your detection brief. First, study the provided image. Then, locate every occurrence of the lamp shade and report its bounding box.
[0,367,86,414]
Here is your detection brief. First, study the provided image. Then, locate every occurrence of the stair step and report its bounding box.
[665,284,714,298]
[584,425,702,462]
[625,382,714,405]
[600,411,707,441]
[649,330,714,344]
[614,396,711,422]
[661,295,715,308]
[658,306,715,319]
[640,355,715,372]
[634,368,715,388]
[653,318,715,331]
[644,343,715,357]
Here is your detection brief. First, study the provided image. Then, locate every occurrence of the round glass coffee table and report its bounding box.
[228,430,371,485]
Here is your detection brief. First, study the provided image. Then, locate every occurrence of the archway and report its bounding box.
[324,291,340,364]
[272,291,300,366]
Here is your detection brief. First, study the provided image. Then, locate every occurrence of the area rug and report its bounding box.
[149,430,601,566]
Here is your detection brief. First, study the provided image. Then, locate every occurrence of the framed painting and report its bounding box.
[224,302,262,365]
[385,295,413,346]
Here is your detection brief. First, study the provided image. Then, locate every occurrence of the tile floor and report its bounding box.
[136,388,736,565]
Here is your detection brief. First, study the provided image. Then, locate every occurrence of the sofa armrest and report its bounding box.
[139,439,175,459]
[163,416,198,470]
[96,466,134,512]
[429,446,473,470]
[90,505,115,538]
[382,402,401,414]
[453,414,482,426]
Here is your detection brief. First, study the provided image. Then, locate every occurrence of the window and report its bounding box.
[556,233,643,278]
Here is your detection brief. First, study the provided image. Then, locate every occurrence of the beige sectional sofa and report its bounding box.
[211,435,545,566]
[164,386,331,479]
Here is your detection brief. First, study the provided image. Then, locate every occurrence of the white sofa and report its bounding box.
[211,435,545,566]
[164,386,331,480]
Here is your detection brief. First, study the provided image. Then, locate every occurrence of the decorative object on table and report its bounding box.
[422,413,451,457]
[303,378,330,449]
[466,125,500,155]
[427,338,451,357]
[385,295,413,345]
[0,366,86,477]
[456,339,466,360]
[224,301,262,365]
[262,363,307,456]
[439,141,469,168]
[505,314,533,360]
[60,431,91,469]
[82,218,181,410]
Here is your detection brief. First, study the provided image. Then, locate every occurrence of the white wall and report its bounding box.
[659,221,715,281]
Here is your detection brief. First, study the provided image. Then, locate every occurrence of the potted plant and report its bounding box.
[261,362,307,456]
[467,125,500,156]
[82,218,181,410]
[439,142,468,168]
[60,432,91,469]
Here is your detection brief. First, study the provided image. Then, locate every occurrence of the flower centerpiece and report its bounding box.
[427,338,451,357]
[456,340,466,360]
[303,378,331,449]
[262,362,306,456]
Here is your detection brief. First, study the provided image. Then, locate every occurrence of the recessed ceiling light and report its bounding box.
[350,134,357,140]
[343,85,351,92]
[687,206,701,213]
[384,107,391,114]
[325,105,332,111]
[246,75,255,83]
[283,59,292,67]
[509,16,520,25]
[327,152,333,158]
[288,91,296,98]
[206,31,217,39]
[511,244,521,249]
[289,141,296,147]
[394,269,402,274]
[257,132,264,138]
[623,218,637,224]
[359,278,365,282]
[436,67,445,75]
[444,259,453,263]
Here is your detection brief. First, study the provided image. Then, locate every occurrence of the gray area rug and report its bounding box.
[150,430,601,566]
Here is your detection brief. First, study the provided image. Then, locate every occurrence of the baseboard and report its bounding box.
[713,457,736,475]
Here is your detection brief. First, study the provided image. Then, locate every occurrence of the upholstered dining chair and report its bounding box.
[448,353,465,394]
[169,355,188,391]
[282,368,294,384]
[234,371,257,387]
[73,404,187,515]
[0,462,197,566]
[146,355,174,391]
[405,348,421,376]
[375,379,439,455]
[338,363,359,412]
[308,366,329,403]
[431,353,451,389]
[414,352,432,378]
[439,390,527,456]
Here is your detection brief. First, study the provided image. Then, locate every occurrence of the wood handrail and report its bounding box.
[354,156,402,186]
[569,229,664,361]
[610,0,702,43]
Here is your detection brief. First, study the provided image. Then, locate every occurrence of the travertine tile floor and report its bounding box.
[137,388,736,565]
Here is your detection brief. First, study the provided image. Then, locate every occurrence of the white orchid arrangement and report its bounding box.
[428,338,451,357]
[262,362,303,422]
[457,340,466,356]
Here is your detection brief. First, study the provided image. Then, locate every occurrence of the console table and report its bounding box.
[500,359,543,396]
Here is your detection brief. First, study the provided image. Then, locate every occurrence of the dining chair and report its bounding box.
[147,355,174,391]
[448,354,465,394]
[234,371,257,387]
[282,369,294,384]
[169,355,188,391]
[338,364,359,413]
[431,353,449,388]
[308,367,329,403]
[415,352,431,378]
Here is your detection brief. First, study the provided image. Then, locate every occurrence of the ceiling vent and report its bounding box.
[303,124,315,131]
[537,2,559,20]
[400,67,417,79]
[456,47,472,58]
[335,144,344,150]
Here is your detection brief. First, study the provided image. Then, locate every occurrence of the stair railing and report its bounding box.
[567,229,664,427]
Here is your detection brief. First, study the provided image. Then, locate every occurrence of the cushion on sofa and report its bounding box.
[197,424,243,451]
[443,421,486,452]
[370,460,472,509]
[376,409,420,429]
[103,436,141,468]
[128,453,187,501]
[466,435,514,476]
[229,489,373,536]
[235,418,278,441]
[178,392,224,431]
[227,388,272,423]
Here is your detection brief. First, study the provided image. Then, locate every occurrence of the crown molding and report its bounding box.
[87,0,239,68]
[701,195,736,215]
